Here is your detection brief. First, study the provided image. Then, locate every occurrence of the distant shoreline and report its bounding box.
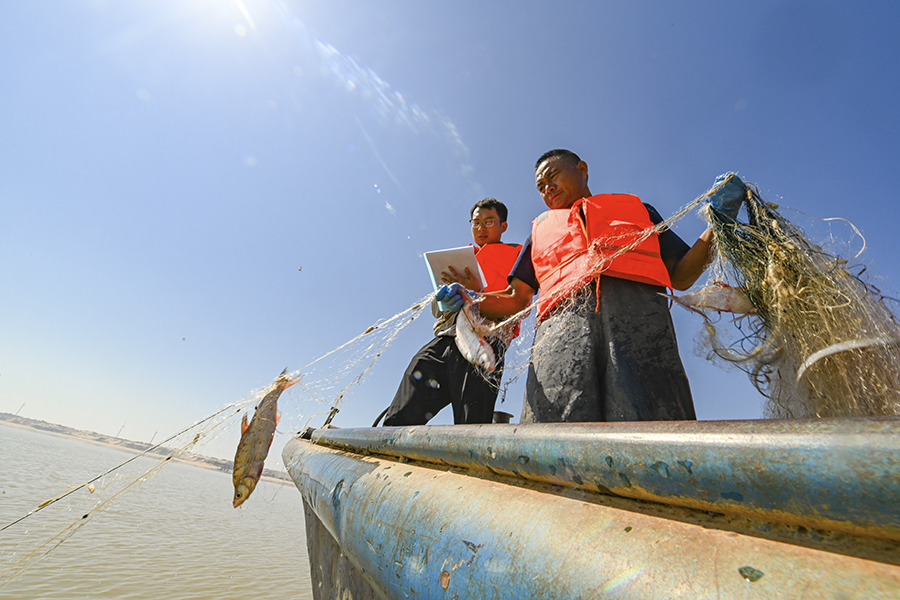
[0,413,292,485]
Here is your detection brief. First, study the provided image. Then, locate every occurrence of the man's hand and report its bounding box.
[440,266,483,292]
[436,283,475,313]
[707,173,747,220]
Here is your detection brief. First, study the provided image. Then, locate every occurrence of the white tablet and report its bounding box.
[423,246,487,310]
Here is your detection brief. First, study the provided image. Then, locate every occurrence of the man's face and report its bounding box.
[535,156,590,209]
[470,207,506,246]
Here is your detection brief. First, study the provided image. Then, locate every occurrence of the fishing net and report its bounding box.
[0,296,432,587]
[8,176,900,589]
[484,193,708,406]
[0,418,238,588]
[485,177,900,420]
[703,182,900,418]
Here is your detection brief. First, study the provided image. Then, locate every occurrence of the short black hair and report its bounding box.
[470,197,508,222]
[535,149,581,170]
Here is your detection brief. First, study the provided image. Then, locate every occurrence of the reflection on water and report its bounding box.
[0,425,313,599]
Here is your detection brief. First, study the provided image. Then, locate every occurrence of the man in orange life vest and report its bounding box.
[382,198,523,426]
[440,150,745,422]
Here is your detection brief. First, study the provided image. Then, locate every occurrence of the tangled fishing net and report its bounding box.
[487,175,900,419]
[8,175,900,591]
[703,178,900,418]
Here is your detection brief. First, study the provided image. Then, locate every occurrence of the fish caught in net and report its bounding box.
[486,174,900,419]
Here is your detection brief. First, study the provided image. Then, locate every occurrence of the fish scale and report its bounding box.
[662,283,756,316]
[232,371,297,507]
[454,300,497,372]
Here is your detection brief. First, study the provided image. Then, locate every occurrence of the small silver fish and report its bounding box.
[662,283,756,316]
[455,301,497,372]
[232,370,298,507]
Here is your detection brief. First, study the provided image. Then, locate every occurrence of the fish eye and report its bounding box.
[235,492,242,498]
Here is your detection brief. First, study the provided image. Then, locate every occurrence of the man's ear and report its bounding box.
[500,221,508,235]
[578,160,588,184]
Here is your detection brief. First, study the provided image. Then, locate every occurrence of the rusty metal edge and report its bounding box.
[283,436,900,599]
[303,418,900,541]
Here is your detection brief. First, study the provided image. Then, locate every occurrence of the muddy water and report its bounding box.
[0,424,313,599]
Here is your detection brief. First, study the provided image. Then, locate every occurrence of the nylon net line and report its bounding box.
[6,179,898,584]
[482,178,900,420]
[482,190,709,404]
[704,185,900,418]
[0,295,431,587]
[276,294,432,431]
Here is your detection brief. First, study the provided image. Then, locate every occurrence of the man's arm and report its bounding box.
[666,227,715,291]
[664,172,749,290]
[476,277,536,321]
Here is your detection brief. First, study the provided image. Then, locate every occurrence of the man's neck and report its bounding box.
[474,241,502,250]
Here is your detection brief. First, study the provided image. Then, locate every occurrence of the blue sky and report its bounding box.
[2,1,898,464]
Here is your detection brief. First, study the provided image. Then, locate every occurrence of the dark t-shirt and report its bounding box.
[509,203,690,290]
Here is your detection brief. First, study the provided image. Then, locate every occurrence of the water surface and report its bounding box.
[0,424,313,599]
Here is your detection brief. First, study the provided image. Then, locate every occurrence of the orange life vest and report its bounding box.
[531,194,671,321]
[474,242,523,292]
[473,242,523,341]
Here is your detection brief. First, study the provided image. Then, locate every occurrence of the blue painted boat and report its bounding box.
[283,418,900,599]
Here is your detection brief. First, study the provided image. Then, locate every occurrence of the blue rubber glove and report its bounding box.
[435,283,472,313]
[707,173,746,219]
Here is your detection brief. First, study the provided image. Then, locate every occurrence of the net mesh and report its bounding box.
[7,178,900,584]
[0,297,432,585]
[705,184,900,418]
[484,178,900,419]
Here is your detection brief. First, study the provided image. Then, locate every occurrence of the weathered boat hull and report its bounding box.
[284,419,900,599]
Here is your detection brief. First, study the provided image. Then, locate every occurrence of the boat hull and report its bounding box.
[284,419,900,599]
